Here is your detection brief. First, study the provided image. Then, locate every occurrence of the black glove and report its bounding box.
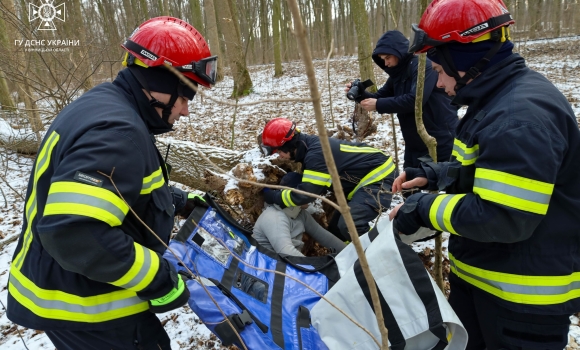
[263,189,278,205]
[148,273,190,313]
[175,193,208,218]
[393,193,427,235]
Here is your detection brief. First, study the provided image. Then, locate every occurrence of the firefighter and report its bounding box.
[390,0,580,349]
[7,17,215,349]
[260,118,397,241]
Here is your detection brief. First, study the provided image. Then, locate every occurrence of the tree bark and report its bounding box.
[349,0,376,84]
[273,0,284,76]
[0,14,15,110]
[157,138,244,191]
[204,0,224,82]
[215,0,253,97]
[322,0,333,55]
[189,0,205,36]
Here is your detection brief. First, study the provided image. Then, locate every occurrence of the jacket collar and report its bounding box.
[294,133,311,163]
[452,54,526,109]
[112,69,174,135]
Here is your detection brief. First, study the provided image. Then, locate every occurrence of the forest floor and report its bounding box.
[0,36,579,349]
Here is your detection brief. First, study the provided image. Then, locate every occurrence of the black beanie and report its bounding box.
[428,40,514,73]
[131,66,197,100]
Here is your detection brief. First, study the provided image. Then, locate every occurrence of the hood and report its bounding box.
[372,30,414,77]
[112,68,174,135]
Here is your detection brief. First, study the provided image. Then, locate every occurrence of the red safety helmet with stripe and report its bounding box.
[410,0,514,91]
[409,0,514,54]
[122,16,217,88]
[261,118,297,156]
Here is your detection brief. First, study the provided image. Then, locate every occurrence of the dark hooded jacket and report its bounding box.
[7,69,189,331]
[366,30,458,167]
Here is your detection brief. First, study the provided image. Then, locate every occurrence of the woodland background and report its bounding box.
[0,0,579,349]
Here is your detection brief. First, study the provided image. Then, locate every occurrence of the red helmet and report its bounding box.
[122,16,217,88]
[410,0,514,53]
[262,118,297,148]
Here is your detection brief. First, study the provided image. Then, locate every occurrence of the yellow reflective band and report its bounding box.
[472,26,511,43]
[281,189,297,207]
[14,131,60,270]
[302,170,332,187]
[141,167,165,195]
[110,243,160,292]
[452,139,479,166]
[45,181,129,227]
[347,157,396,200]
[428,194,466,235]
[449,252,580,305]
[9,266,149,322]
[473,168,553,215]
[339,144,383,154]
[122,52,149,68]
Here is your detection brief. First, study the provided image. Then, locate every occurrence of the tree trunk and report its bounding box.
[189,0,205,36]
[204,0,224,82]
[529,0,543,39]
[0,15,15,110]
[157,138,244,191]
[349,0,376,84]
[273,0,284,76]
[260,0,269,64]
[215,0,253,97]
[322,0,333,55]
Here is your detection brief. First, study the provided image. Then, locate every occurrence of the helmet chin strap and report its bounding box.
[127,65,182,125]
[437,39,504,92]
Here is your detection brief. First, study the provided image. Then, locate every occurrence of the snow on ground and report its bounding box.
[0,36,579,349]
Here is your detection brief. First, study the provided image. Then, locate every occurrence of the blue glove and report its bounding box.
[393,193,427,235]
[263,189,278,205]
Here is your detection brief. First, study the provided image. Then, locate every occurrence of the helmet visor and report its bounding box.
[176,55,218,86]
[409,24,446,53]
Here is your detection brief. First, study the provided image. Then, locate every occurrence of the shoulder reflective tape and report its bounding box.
[339,144,383,154]
[281,189,297,207]
[110,243,160,292]
[473,168,553,215]
[347,157,396,200]
[452,139,479,166]
[14,131,60,270]
[428,194,466,235]
[449,252,580,305]
[302,170,332,187]
[141,167,165,195]
[45,181,129,227]
[9,266,148,322]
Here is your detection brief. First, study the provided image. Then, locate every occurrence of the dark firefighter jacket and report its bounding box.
[269,133,396,208]
[408,54,580,315]
[366,30,458,167]
[7,69,189,330]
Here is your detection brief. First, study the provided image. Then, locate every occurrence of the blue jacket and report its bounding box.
[7,69,188,330]
[410,54,580,314]
[367,30,458,167]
